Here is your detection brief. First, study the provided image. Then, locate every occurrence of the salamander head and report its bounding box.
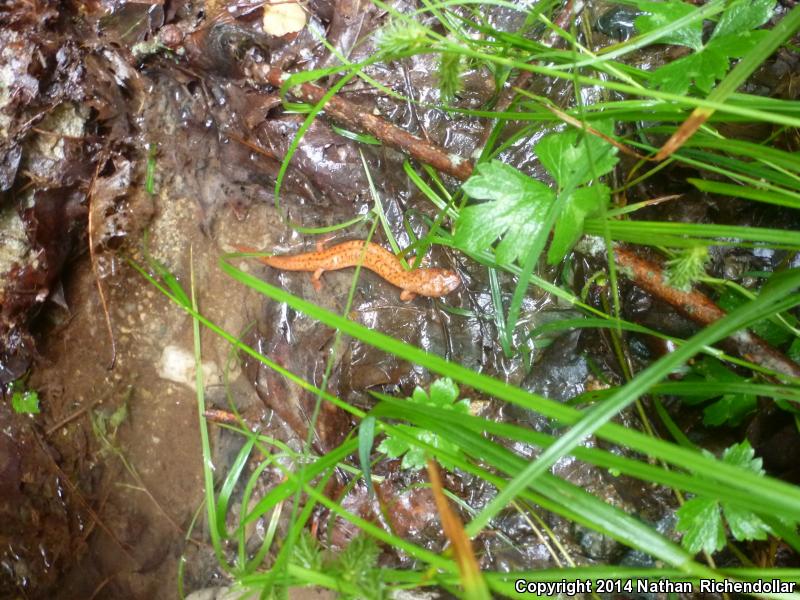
[421,269,462,297]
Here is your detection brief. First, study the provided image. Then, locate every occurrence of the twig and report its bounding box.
[87,157,117,369]
[87,574,117,600]
[203,407,243,425]
[615,247,800,379]
[427,459,486,594]
[45,399,101,436]
[247,64,474,180]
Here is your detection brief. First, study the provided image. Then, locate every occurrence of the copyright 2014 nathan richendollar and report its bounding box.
[513,578,797,595]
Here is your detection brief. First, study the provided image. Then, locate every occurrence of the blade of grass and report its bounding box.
[688,178,800,209]
[583,219,800,249]
[189,248,227,570]
[371,394,780,530]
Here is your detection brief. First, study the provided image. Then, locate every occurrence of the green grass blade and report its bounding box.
[583,219,800,249]
[688,178,800,209]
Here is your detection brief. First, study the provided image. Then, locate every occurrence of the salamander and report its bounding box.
[235,240,461,301]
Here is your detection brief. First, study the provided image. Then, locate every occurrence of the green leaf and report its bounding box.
[359,416,376,496]
[789,337,800,363]
[645,0,774,95]
[536,122,618,189]
[650,49,730,95]
[676,497,726,554]
[721,439,763,473]
[722,502,772,541]
[717,291,792,347]
[547,184,609,264]
[377,19,431,55]
[377,435,411,459]
[376,379,468,471]
[705,30,771,58]
[632,0,703,50]
[145,142,157,195]
[428,377,459,406]
[677,442,791,552]
[664,246,710,291]
[702,393,756,426]
[109,401,129,429]
[717,442,776,541]
[333,535,382,597]
[293,531,323,570]
[438,51,463,102]
[11,389,40,415]
[711,0,775,38]
[678,358,757,426]
[400,444,427,470]
[456,160,554,266]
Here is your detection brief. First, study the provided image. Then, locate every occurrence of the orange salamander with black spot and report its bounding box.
[236,240,460,301]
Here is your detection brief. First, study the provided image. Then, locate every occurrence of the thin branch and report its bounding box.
[247,64,474,180]
[615,246,800,379]
[87,157,117,369]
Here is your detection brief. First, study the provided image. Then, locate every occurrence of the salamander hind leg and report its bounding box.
[311,268,325,291]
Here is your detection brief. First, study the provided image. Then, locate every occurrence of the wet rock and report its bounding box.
[185,587,261,600]
[622,284,698,341]
[157,345,223,390]
[1,186,86,385]
[595,6,640,41]
[575,526,622,561]
[376,477,441,541]
[522,329,589,403]
[247,316,354,453]
[321,0,381,68]
[366,52,494,160]
[0,145,21,192]
[0,11,102,384]
[256,115,370,205]
[0,421,22,501]
[747,408,800,483]
[98,2,165,46]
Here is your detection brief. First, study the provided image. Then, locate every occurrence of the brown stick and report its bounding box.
[203,407,244,425]
[87,157,117,370]
[614,247,726,326]
[615,247,800,379]
[247,64,474,181]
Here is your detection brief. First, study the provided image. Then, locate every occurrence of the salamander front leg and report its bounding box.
[311,268,325,291]
[315,236,334,253]
[400,290,416,302]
